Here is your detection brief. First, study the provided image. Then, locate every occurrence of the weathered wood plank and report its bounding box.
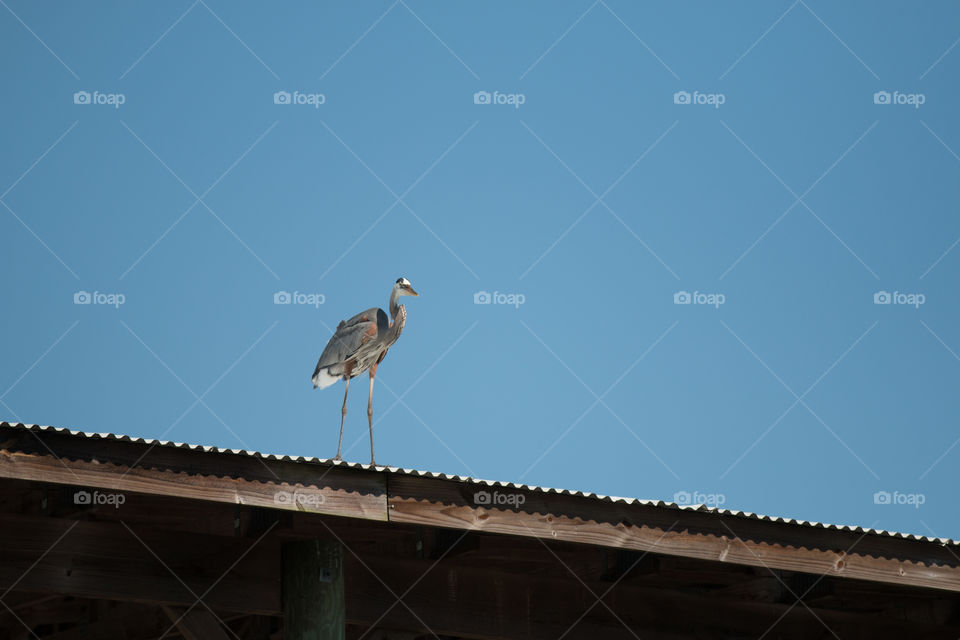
[163,606,233,640]
[0,513,282,614]
[386,475,960,593]
[0,436,388,522]
[339,553,958,640]
[18,601,153,640]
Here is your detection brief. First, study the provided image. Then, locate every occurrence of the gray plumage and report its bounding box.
[312,278,418,464]
[312,307,390,388]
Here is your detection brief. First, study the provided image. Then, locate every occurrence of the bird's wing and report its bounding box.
[341,307,383,329]
[312,308,389,386]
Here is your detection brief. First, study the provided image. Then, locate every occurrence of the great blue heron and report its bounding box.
[312,277,418,464]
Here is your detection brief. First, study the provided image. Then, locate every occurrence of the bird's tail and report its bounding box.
[312,366,340,390]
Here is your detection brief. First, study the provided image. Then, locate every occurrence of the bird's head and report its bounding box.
[395,277,418,297]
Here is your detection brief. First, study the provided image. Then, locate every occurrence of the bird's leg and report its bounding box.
[367,363,377,465]
[335,376,349,461]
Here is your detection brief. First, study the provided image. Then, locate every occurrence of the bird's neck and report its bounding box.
[392,304,406,333]
[389,288,401,319]
[389,290,406,338]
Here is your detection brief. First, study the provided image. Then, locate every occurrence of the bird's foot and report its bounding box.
[332,454,342,462]
[369,458,377,466]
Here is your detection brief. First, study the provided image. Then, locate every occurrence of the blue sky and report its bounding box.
[2,1,959,539]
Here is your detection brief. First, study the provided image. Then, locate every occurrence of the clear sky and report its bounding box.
[2,1,959,539]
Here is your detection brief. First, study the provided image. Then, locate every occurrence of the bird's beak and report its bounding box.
[407,287,418,297]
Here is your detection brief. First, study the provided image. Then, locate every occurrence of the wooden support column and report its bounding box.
[283,540,345,640]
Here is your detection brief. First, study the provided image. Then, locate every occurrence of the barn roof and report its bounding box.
[3,421,953,547]
[2,420,959,598]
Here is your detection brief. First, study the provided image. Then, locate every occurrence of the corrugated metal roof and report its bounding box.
[3,421,956,547]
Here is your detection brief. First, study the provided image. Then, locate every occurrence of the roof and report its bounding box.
[2,421,955,547]
[5,420,959,636]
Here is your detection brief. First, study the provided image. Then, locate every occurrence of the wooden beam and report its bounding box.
[0,427,387,522]
[339,553,959,639]
[2,510,958,640]
[8,599,177,640]
[386,475,960,593]
[0,513,280,615]
[163,606,233,640]
[283,540,345,640]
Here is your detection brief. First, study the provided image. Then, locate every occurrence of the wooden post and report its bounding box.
[283,539,345,640]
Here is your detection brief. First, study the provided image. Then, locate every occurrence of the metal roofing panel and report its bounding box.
[3,422,956,547]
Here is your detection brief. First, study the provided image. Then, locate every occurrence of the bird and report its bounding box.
[312,277,418,465]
